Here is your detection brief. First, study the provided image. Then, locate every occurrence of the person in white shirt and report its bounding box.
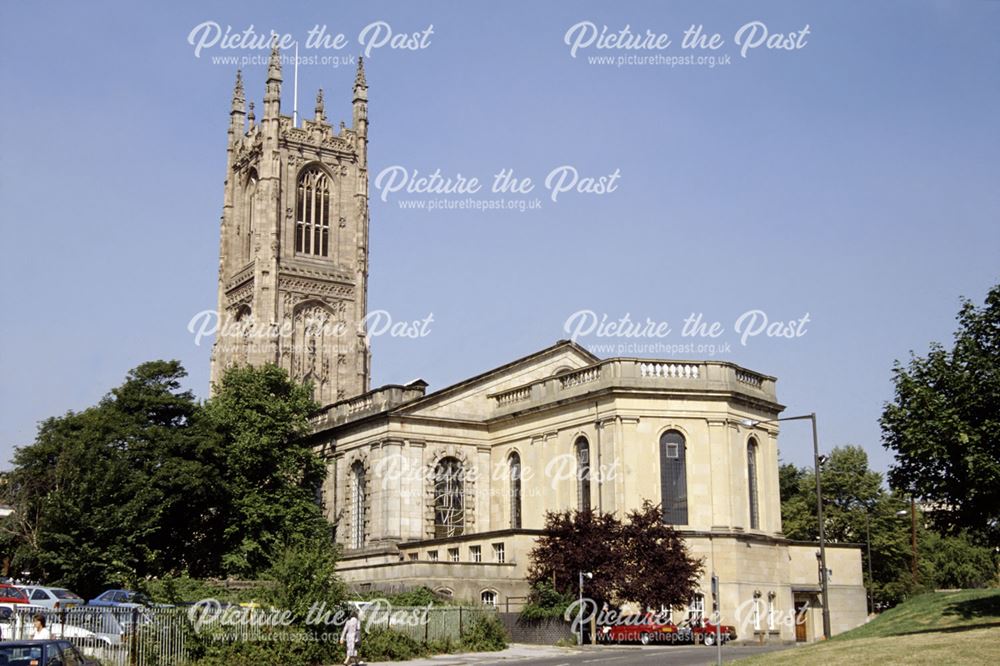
[339,612,361,665]
[32,614,51,640]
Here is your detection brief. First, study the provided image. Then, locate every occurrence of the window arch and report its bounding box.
[433,457,465,538]
[351,461,366,549]
[747,437,760,530]
[243,169,258,262]
[295,166,331,256]
[659,430,688,525]
[481,590,497,608]
[509,452,522,529]
[575,437,591,512]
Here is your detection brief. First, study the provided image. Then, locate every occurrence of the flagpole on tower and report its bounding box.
[292,42,299,127]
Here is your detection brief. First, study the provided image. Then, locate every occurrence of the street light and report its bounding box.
[578,571,593,646]
[743,413,831,640]
[896,496,919,582]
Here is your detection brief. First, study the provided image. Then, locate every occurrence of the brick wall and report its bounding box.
[498,613,576,644]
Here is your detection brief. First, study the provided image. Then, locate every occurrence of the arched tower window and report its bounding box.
[244,170,258,262]
[433,457,465,538]
[351,461,366,549]
[509,452,522,529]
[659,430,688,525]
[748,437,760,530]
[575,437,591,512]
[295,166,331,257]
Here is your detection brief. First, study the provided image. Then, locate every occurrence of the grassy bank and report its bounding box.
[734,589,1000,665]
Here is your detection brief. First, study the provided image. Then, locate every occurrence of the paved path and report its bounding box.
[363,642,794,666]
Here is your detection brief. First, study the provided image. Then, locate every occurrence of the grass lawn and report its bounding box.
[734,589,1000,665]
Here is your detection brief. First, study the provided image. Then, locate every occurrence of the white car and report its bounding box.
[0,605,113,644]
[15,585,85,611]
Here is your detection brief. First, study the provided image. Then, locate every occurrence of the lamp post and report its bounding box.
[578,571,592,646]
[896,496,919,582]
[743,413,831,640]
[848,498,876,614]
[863,507,874,614]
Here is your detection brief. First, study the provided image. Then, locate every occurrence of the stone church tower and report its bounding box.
[210,44,371,405]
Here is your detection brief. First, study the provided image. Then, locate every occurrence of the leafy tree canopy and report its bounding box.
[881,284,1000,546]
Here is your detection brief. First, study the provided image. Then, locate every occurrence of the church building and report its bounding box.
[210,48,868,643]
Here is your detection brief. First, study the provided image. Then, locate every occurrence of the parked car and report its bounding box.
[599,613,678,645]
[14,585,84,611]
[600,614,737,646]
[0,585,28,605]
[0,639,101,666]
[86,589,151,608]
[0,606,115,649]
[675,617,738,645]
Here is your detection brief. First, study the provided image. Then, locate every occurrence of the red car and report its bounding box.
[679,618,738,645]
[599,614,678,645]
[600,615,737,646]
[0,584,29,604]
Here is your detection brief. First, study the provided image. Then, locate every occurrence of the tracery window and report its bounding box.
[433,457,465,538]
[295,166,331,256]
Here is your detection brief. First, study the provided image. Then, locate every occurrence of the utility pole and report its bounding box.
[910,496,918,581]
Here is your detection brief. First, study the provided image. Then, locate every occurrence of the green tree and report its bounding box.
[0,361,338,595]
[1,361,221,596]
[881,284,1000,546]
[204,364,330,576]
[778,446,996,609]
[265,536,345,625]
[920,531,997,590]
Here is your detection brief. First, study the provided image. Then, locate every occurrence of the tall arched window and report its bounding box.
[295,166,331,256]
[351,461,366,549]
[659,430,688,525]
[747,437,760,530]
[509,452,522,529]
[433,457,465,538]
[575,437,591,512]
[244,170,257,262]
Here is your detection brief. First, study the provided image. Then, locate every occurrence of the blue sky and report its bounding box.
[1,1,998,474]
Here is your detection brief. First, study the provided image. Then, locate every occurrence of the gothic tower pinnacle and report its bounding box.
[210,51,372,405]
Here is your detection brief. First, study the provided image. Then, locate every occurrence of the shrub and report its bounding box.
[519,581,574,621]
[193,638,320,666]
[386,586,446,607]
[265,537,346,625]
[425,635,459,654]
[460,614,508,652]
[361,628,428,661]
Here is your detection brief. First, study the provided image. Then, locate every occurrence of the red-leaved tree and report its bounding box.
[528,502,702,611]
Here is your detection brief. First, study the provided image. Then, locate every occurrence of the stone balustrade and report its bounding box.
[311,383,427,430]
[489,358,776,415]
